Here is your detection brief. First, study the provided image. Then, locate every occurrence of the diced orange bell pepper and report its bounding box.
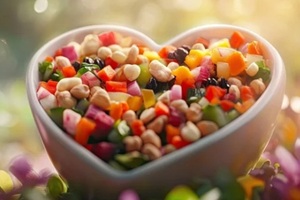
[226,51,246,76]
[109,102,123,121]
[97,65,116,82]
[61,66,76,77]
[240,85,254,102]
[165,124,180,144]
[127,96,143,111]
[75,117,96,145]
[247,41,262,55]
[230,31,245,49]
[130,119,145,136]
[105,81,127,93]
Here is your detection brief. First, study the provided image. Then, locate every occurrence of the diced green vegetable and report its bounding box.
[137,63,152,88]
[252,61,271,82]
[202,105,228,127]
[39,61,54,81]
[114,152,148,169]
[226,109,240,123]
[108,120,130,143]
[49,107,65,129]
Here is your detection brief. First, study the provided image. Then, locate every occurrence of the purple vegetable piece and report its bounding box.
[118,189,140,200]
[61,45,78,63]
[91,142,116,162]
[85,104,114,138]
[85,104,103,119]
[93,111,114,137]
[168,106,185,127]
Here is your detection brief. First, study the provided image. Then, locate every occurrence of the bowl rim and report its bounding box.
[26,23,285,179]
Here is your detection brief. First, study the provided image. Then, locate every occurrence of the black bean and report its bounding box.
[94,58,105,69]
[83,57,94,64]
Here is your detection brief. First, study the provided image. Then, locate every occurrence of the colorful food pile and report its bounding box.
[37,30,270,170]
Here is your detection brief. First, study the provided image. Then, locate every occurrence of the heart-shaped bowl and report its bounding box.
[26,24,285,199]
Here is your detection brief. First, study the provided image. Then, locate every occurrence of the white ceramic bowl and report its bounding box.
[26,24,285,199]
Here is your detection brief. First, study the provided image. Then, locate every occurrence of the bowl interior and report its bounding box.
[26,24,285,196]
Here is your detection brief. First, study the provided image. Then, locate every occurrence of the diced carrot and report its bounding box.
[158,45,176,59]
[97,65,116,82]
[75,117,96,145]
[165,124,180,143]
[220,99,235,111]
[230,31,245,49]
[171,135,190,149]
[155,101,170,117]
[210,97,221,105]
[226,51,246,76]
[120,101,129,113]
[61,66,76,77]
[44,56,54,62]
[109,102,123,121]
[39,81,48,90]
[105,81,127,93]
[138,45,149,54]
[247,41,262,55]
[130,119,145,136]
[234,99,255,113]
[240,86,254,102]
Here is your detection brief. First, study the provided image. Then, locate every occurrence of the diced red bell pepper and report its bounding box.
[105,57,119,69]
[98,31,116,46]
[205,85,227,102]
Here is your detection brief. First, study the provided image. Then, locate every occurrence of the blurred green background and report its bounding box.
[0,0,299,169]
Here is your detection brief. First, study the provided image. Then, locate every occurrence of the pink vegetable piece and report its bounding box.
[36,87,57,111]
[63,109,81,135]
[127,81,141,96]
[61,45,78,63]
[170,84,182,101]
[81,71,101,88]
[85,105,114,138]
